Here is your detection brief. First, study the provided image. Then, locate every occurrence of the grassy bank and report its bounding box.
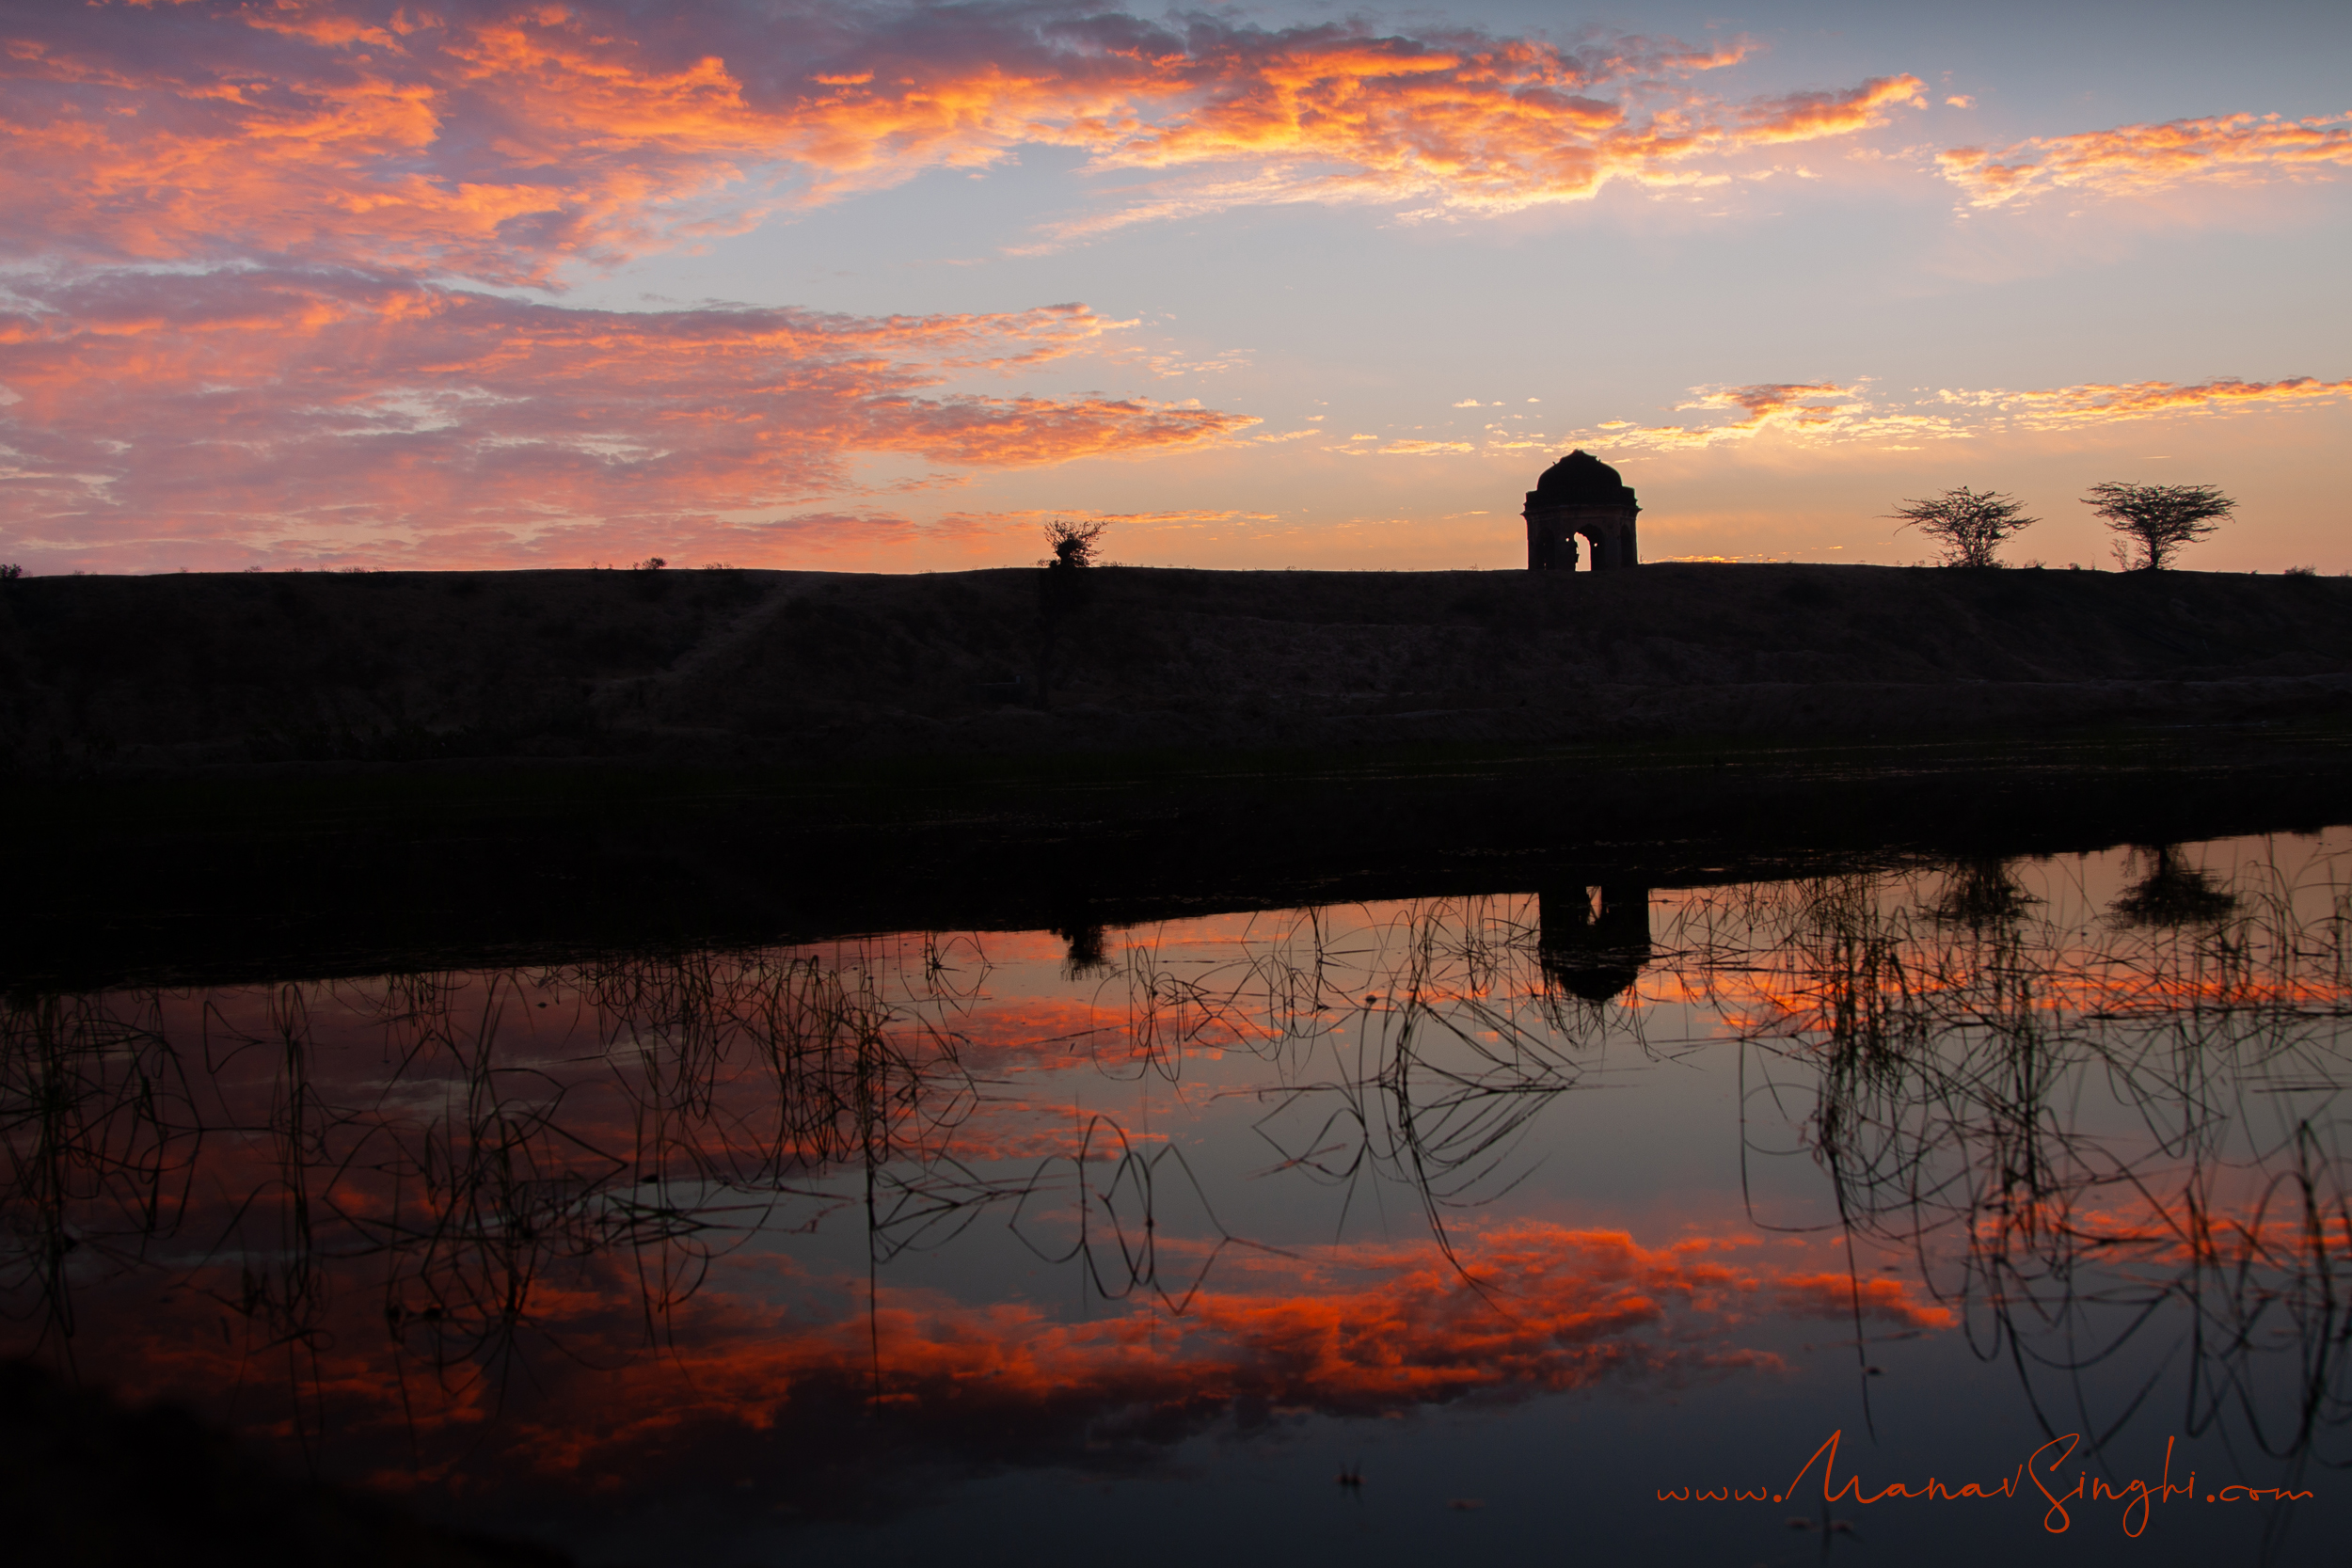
[7,562,2346,989]
[3,562,2348,777]
[8,715,2348,991]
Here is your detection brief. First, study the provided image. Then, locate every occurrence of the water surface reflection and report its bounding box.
[6,832,2348,1563]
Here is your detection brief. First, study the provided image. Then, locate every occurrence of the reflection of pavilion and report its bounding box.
[1537,884,1653,1002]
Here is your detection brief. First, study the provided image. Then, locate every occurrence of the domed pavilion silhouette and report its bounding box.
[1524,451,1640,571]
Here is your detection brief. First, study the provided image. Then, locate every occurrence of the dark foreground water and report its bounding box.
[8,831,2350,1565]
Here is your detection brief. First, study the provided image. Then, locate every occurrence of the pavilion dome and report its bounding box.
[1532,450,1634,504]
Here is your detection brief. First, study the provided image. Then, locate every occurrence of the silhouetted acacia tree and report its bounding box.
[1042,519,1105,572]
[1035,519,1106,708]
[1887,486,2036,567]
[2082,482,2235,571]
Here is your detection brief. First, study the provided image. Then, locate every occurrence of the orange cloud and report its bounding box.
[1569,372,2350,454]
[1938,111,2352,209]
[0,6,1927,281]
[0,270,1250,567]
[1579,382,1970,451]
[0,5,1938,566]
[1732,73,1927,146]
[1933,374,2352,429]
[1345,438,1476,456]
[1025,69,1926,245]
[2,4,805,285]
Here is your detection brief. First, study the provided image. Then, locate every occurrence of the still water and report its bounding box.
[8,832,2350,1564]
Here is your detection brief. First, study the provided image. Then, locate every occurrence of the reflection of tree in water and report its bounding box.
[1055,922,1114,981]
[7,842,2349,1533]
[0,897,1650,1407]
[1691,845,2352,1537]
[0,950,983,1443]
[2109,842,2243,927]
[1927,856,2039,929]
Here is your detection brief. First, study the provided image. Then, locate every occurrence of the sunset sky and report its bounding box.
[3,0,2346,575]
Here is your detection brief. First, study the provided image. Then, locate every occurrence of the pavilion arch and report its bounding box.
[1524,451,1640,571]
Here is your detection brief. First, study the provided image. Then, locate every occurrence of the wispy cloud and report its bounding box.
[1345,438,1476,456]
[1568,372,2351,452]
[1577,382,1967,451]
[1119,346,1255,378]
[10,4,1379,564]
[0,270,1250,566]
[1018,63,1925,245]
[0,4,1926,279]
[4,5,775,286]
[1932,375,2352,427]
[1938,112,2352,209]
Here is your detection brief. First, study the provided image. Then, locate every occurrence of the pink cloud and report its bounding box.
[1569,373,2350,454]
[0,4,1929,280]
[0,270,1250,568]
[1938,111,2352,209]
[1934,374,2352,428]
[0,4,1934,566]
[1581,381,1970,451]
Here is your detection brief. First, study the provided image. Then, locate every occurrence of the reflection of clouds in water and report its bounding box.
[495,1221,1946,1476]
[24,1217,1936,1512]
[1698,836,2352,1473]
[1,832,2348,1510]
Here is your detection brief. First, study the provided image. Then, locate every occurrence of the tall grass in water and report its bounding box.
[3,838,2347,1492]
[1667,841,2352,1489]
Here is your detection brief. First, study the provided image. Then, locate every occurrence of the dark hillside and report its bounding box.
[3,562,2348,777]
